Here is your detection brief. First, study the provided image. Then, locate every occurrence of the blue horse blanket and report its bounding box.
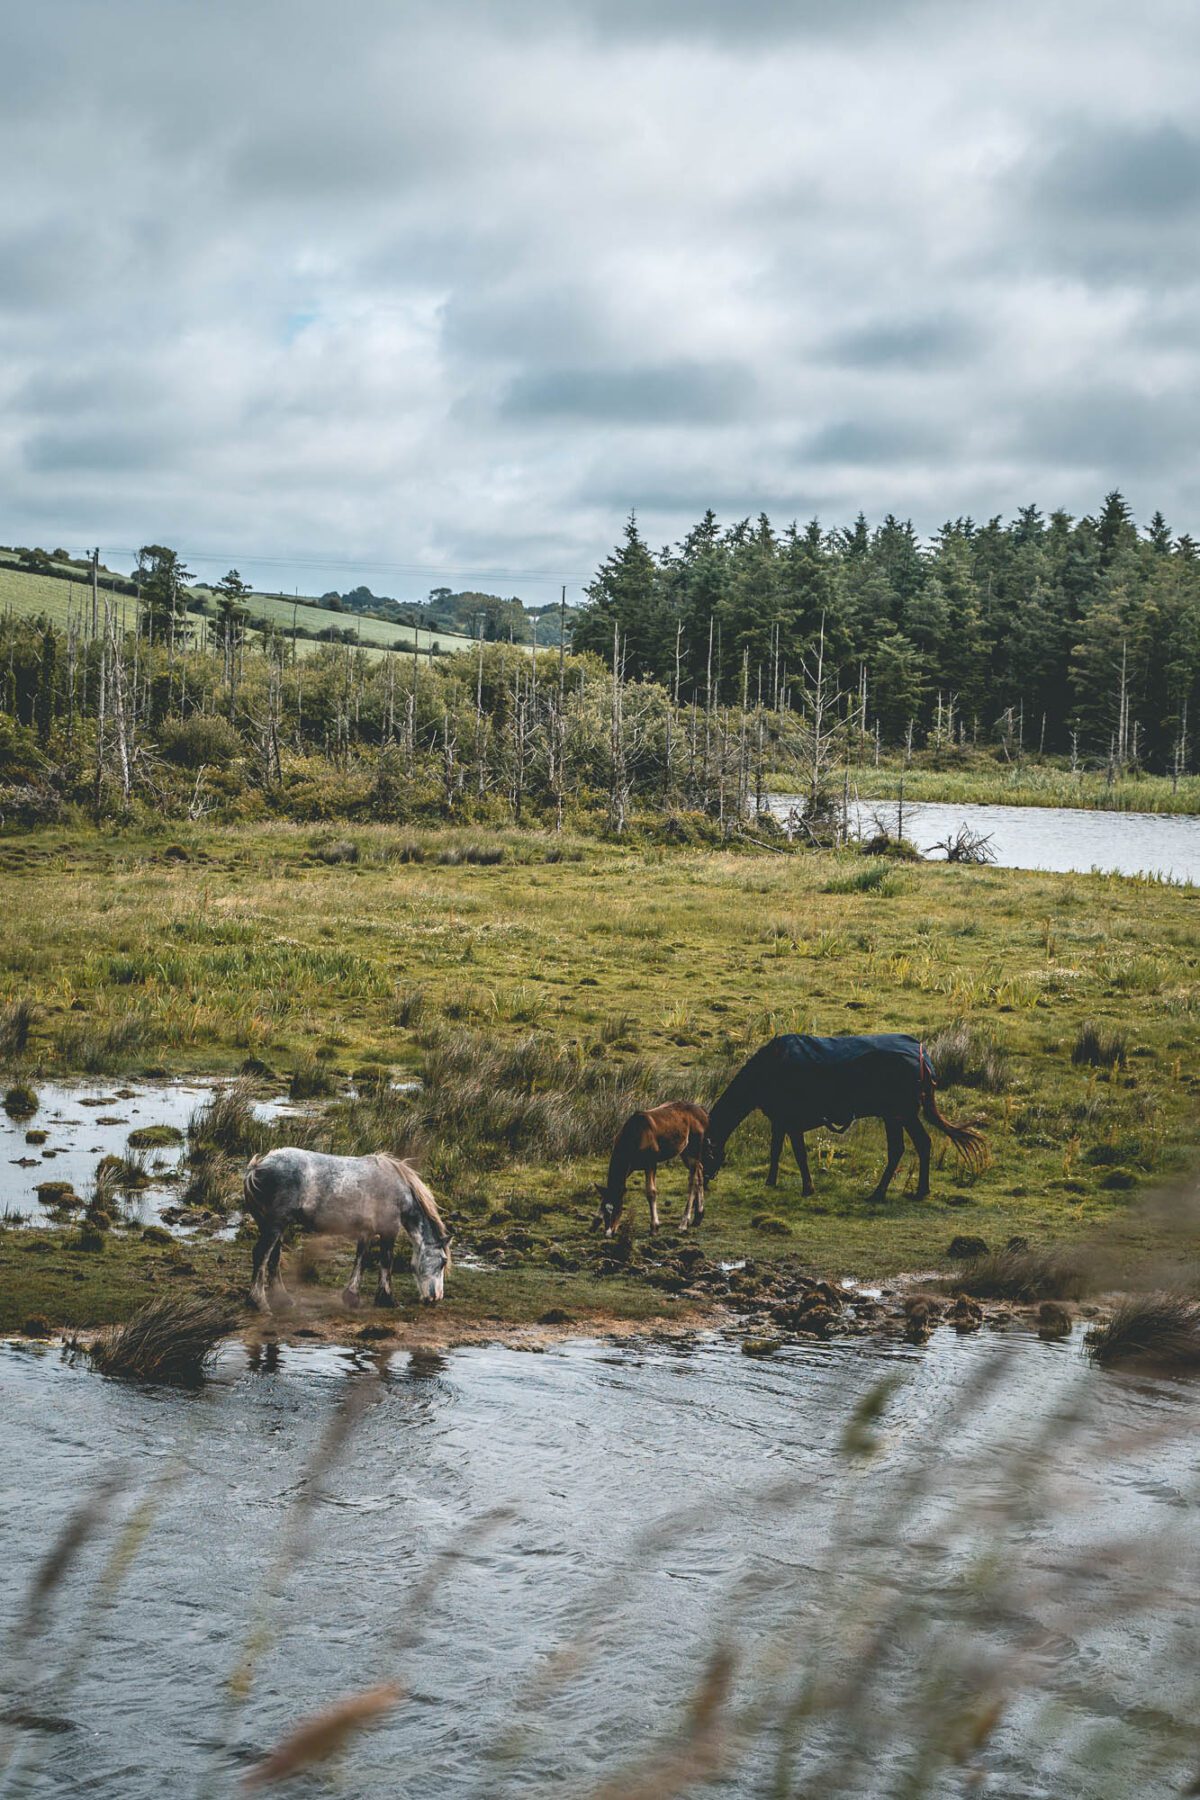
[761,1033,929,1128]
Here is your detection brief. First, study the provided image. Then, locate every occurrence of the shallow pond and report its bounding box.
[770,795,1200,881]
[0,1079,296,1230]
[1,1328,1196,1797]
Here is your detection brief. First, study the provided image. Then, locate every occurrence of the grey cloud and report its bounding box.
[1011,119,1200,284]
[501,361,755,426]
[827,315,982,370]
[4,0,1200,607]
[804,419,949,466]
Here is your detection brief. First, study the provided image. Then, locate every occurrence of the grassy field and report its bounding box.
[849,757,1200,815]
[0,555,499,661]
[0,823,1196,1329]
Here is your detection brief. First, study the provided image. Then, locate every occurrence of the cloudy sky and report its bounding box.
[3,0,1199,604]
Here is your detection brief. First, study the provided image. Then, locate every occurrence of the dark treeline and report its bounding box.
[574,493,1198,767]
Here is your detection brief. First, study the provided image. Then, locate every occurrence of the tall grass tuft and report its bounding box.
[944,1246,1089,1302]
[824,861,905,896]
[0,997,38,1060]
[55,1013,149,1074]
[187,1080,268,1160]
[926,1019,1011,1092]
[1085,1293,1200,1370]
[391,1026,695,1167]
[89,1294,239,1383]
[1072,1020,1129,1068]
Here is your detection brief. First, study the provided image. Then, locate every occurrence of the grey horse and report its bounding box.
[243,1148,452,1311]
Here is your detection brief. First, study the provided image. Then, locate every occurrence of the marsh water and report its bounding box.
[0,1080,298,1230]
[1,1328,1196,1798]
[770,796,1200,882]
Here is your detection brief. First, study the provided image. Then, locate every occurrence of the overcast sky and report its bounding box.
[3,0,1199,604]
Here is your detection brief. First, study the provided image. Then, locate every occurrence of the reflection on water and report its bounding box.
[1,1330,1197,1797]
[770,795,1200,882]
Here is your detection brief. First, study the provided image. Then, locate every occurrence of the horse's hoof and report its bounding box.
[341,1290,362,1310]
[374,1290,396,1309]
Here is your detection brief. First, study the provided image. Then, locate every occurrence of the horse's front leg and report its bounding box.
[645,1170,660,1233]
[248,1229,276,1312]
[375,1234,397,1307]
[767,1120,784,1188]
[790,1131,814,1197]
[342,1236,369,1309]
[867,1120,905,1203]
[266,1232,294,1309]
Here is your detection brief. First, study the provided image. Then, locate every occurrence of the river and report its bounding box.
[1,1328,1196,1798]
[769,796,1200,882]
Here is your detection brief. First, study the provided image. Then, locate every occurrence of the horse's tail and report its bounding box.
[242,1153,269,1223]
[919,1050,990,1172]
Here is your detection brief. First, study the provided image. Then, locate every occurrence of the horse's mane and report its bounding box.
[381,1154,452,1248]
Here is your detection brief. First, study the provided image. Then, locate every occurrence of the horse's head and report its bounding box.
[699,1135,725,1185]
[412,1233,452,1304]
[593,1185,623,1236]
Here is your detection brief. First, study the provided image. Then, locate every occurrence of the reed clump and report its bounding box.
[1072,1021,1129,1068]
[1085,1293,1200,1371]
[187,1081,268,1160]
[387,1026,694,1167]
[0,998,38,1059]
[3,1082,38,1118]
[89,1294,239,1383]
[925,1019,1010,1092]
[944,1246,1089,1302]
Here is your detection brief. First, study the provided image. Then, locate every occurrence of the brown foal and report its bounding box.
[595,1101,709,1235]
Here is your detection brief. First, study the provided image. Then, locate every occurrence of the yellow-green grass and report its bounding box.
[190,585,484,655]
[0,562,478,663]
[848,758,1200,815]
[0,823,1196,1322]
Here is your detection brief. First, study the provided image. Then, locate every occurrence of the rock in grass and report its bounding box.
[127,1124,184,1149]
[947,1235,989,1260]
[750,1213,793,1236]
[36,1180,77,1207]
[89,1294,239,1383]
[1037,1301,1073,1340]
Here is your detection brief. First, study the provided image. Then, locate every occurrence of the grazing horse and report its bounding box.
[243,1148,452,1311]
[595,1101,709,1235]
[700,1034,987,1204]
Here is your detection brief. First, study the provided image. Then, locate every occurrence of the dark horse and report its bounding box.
[700,1034,987,1203]
[595,1101,709,1235]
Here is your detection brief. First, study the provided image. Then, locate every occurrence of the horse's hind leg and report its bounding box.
[682,1158,704,1229]
[645,1170,660,1233]
[342,1237,369,1309]
[905,1116,932,1200]
[767,1120,784,1188]
[375,1235,397,1307]
[789,1131,814,1197]
[867,1120,905,1203]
